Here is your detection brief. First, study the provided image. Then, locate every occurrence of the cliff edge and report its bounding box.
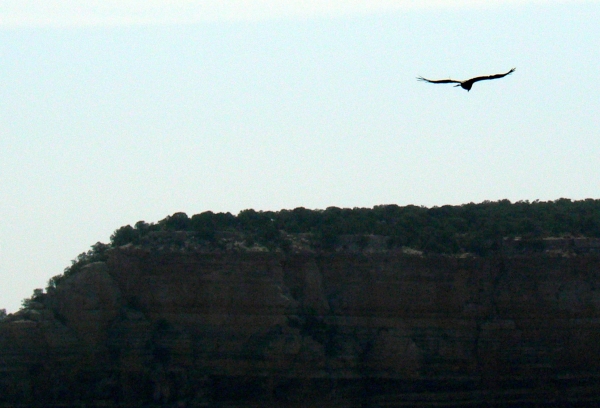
[2,239,600,407]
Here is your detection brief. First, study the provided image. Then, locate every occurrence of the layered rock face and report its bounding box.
[1,246,600,407]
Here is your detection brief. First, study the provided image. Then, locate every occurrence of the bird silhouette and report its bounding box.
[417,68,515,91]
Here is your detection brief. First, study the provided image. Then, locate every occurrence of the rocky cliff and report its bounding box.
[2,242,600,407]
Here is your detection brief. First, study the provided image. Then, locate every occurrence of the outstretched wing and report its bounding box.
[417,76,461,85]
[466,68,516,85]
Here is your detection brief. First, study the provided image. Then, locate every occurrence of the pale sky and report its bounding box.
[0,1,585,27]
[1,1,599,312]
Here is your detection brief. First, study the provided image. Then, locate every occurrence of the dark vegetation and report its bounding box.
[107,198,600,255]
[21,198,600,308]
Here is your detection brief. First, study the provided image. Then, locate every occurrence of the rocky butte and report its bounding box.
[1,213,600,406]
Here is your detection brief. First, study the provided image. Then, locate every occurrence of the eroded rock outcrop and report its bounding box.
[1,246,600,407]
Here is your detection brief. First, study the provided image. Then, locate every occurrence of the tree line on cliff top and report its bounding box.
[109,198,600,252]
[85,198,600,264]
[26,198,599,308]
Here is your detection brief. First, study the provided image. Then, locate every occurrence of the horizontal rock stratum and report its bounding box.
[2,243,600,407]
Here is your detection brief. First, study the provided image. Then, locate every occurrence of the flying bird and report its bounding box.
[417,68,515,91]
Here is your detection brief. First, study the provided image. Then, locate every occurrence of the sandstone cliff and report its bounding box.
[1,243,600,407]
